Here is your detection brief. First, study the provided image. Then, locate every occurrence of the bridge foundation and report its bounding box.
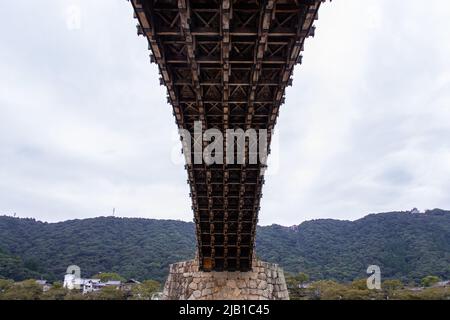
[162,259,289,300]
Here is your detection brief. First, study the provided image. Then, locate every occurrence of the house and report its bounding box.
[121,279,141,292]
[81,279,103,294]
[125,279,141,285]
[64,273,98,291]
[63,273,123,294]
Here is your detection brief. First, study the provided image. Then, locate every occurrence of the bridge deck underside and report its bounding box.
[131,0,322,272]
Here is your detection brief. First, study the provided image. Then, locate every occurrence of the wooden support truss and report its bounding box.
[131,0,325,272]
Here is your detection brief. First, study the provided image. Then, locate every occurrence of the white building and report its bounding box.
[63,273,122,294]
[64,274,102,294]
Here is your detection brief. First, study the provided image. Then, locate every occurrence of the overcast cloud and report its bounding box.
[0,1,449,225]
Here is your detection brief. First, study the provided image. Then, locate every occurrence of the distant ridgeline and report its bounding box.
[0,209,449,283]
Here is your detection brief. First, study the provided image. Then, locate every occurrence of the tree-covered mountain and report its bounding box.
[0,248,41,281]
[257,209,450,283]
[0,209,449,283]
[0,217,196,282]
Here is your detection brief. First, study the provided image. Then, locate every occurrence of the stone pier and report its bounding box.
[162,259,289,300]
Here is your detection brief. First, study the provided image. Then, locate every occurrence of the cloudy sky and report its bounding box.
[0,1,449,225]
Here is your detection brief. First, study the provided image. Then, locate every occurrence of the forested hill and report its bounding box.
[0,209,449,283]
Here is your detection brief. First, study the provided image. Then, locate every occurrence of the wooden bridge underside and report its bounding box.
[131,0,323,272]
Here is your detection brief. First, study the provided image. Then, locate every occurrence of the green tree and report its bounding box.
[382,279,403,300]
[383,279,403,291]
[92,273,125,282]
[93,286,126,300]
[130,280,161,300]
[296,272,309,286]
[345,279,381,300]
[351,279,368,290]
[286,272,309,288]
[0,279,14,296]
[42,282,69,300]
[340,288,375,300]
[417,287,450,300]
[421,276,440,287]
[1,279,42,300]
[64,291,88,300]
[309,280,346,300]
